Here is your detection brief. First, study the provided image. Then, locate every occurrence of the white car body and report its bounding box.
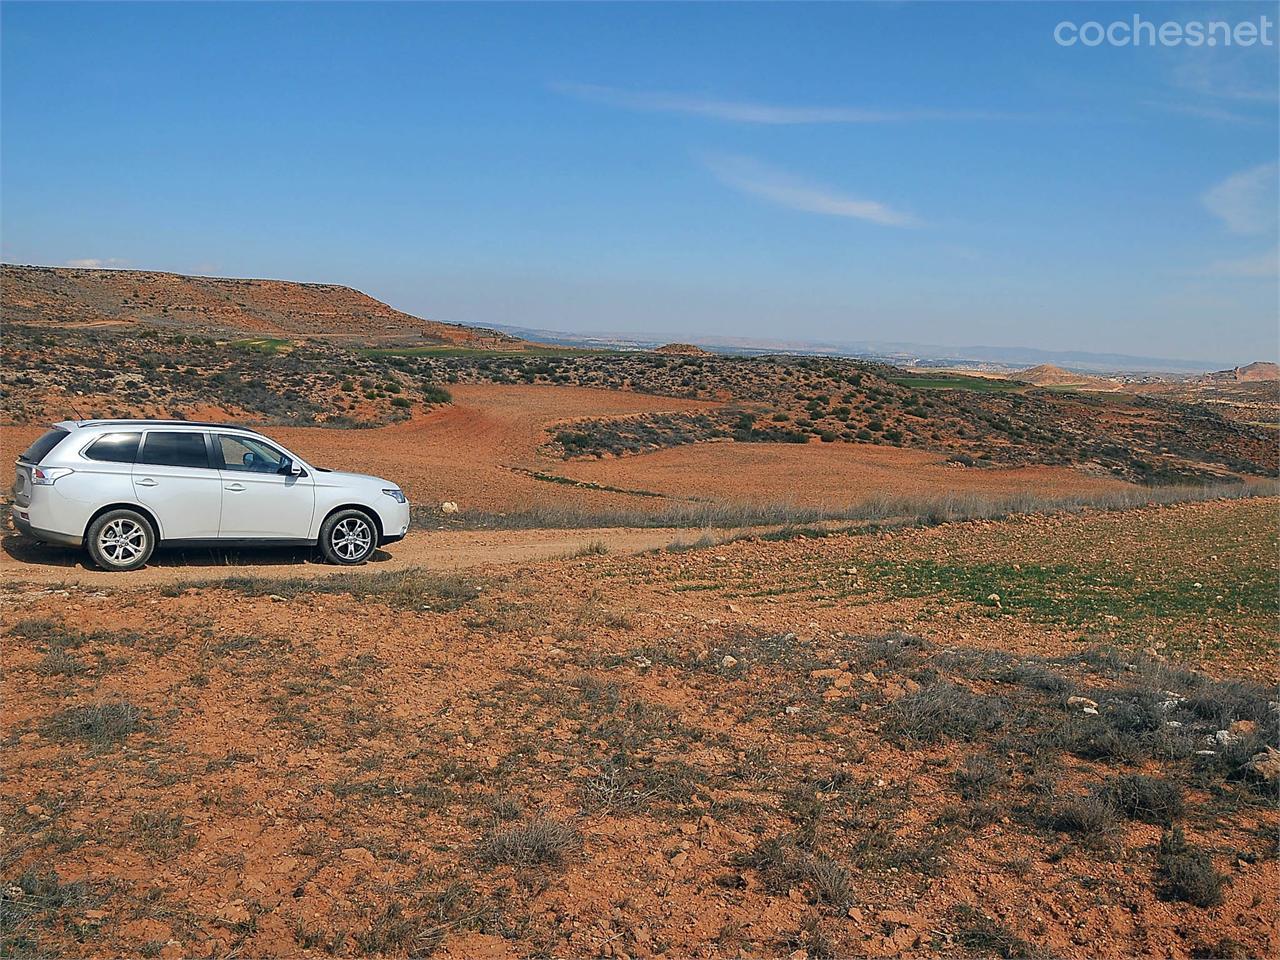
[12,420,410,559]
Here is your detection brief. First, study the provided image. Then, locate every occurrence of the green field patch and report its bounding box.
[887,375,1025,392]
[230,337,291,354]
[862,558,1276,627]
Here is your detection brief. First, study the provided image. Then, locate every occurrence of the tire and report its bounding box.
[86,509,155,572]
[319,509,377,565]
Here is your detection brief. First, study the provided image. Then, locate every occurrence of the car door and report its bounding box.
[132,431,223,540]
[213,433,315,539]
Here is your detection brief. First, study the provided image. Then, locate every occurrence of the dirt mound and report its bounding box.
[0,263,526,347]
[1017,363,1114,389]
[1203,361,1280,383]
[653,342,710,356]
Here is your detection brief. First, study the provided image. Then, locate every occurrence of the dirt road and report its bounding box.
[0,525,723,587]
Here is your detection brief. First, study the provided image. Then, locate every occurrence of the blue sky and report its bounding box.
[3,2,1277,364]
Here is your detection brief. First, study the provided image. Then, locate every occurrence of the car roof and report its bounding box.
[54,419,269,437]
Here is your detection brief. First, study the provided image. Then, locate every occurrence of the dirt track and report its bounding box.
[0,525,722,587]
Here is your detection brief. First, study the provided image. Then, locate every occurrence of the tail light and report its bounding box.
[31,467,74,485]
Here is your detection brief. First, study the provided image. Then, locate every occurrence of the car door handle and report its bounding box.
[224,483,246,492]
[136,478,158,487]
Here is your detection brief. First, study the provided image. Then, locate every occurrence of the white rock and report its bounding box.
[440,501,459,514]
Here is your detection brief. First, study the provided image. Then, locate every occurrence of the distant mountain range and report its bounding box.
[5,263,1263,376]
[487,324,1227,375]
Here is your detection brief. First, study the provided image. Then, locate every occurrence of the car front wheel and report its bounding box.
[319,509,376,565]
[86,509,156,572]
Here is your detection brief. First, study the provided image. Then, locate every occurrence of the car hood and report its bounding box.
[311,469,397,490]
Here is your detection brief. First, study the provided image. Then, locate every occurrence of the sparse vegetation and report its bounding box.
[882,682,1005,744]
[162,567,485,610]
[1098,774,1185,826]
[951,904,1047,959]
[44,702,141,746]
[0,320,1274,960]
[1158,828,1227,907]
[476,818,581,868]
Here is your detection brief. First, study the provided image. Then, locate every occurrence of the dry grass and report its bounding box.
[476,818,582,868]
[442,481,1278,530]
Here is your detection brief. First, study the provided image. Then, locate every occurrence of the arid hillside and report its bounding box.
[1203,362,1280,384]
[1016,364,1117,390]
[3,265,1276,487]
[0,264,523,347]
[4,321,1278,486]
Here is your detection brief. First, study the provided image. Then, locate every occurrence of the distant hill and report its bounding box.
[1017,364,1117,390]
[0,263,525,348]
[1202,361,1280,383]
[653,342,711,356]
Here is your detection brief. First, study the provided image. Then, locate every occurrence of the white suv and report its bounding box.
[11,420,410,571]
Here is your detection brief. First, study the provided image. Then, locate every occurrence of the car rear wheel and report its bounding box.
[86,509,155,572]
[319,509,376,565]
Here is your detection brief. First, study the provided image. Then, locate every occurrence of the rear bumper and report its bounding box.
[380,531,407,546]
[11,511,82,548]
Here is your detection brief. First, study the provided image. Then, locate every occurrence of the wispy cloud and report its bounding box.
[553,82,998,124]
[1170,48,1280,104]
[1202,162,1279,235]
[704,155,917,227]
[64,257,127,269]
[1143,100,1269,125]
[1207,246,1279,278]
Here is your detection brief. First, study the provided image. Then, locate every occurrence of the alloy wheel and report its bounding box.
[99,517,146,565]
[331,517,372,561]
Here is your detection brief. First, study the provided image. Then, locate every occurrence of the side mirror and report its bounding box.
[280,457,303,476]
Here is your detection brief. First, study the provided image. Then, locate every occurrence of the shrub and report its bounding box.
[734,838,853,910]
[882,682,1004,744]
[955,755,1005,804]
[45,702,140,746]
[477,818,581,867]
[1097,775,1184,826]
[951,905,1046,959]
[1048,795,1122,848]
[1158,828,1225,907]
[420,383,452,404]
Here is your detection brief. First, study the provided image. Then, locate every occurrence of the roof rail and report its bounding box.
[71,419,267,432]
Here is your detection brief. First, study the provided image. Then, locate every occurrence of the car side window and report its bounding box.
[218,434,286,473]
[138,432,211,469]
[84,432,141,463]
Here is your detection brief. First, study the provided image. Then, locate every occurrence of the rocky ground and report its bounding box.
[3,498,1277,959]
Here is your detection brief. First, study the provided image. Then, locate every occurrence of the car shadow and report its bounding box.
[1,534,393,571]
